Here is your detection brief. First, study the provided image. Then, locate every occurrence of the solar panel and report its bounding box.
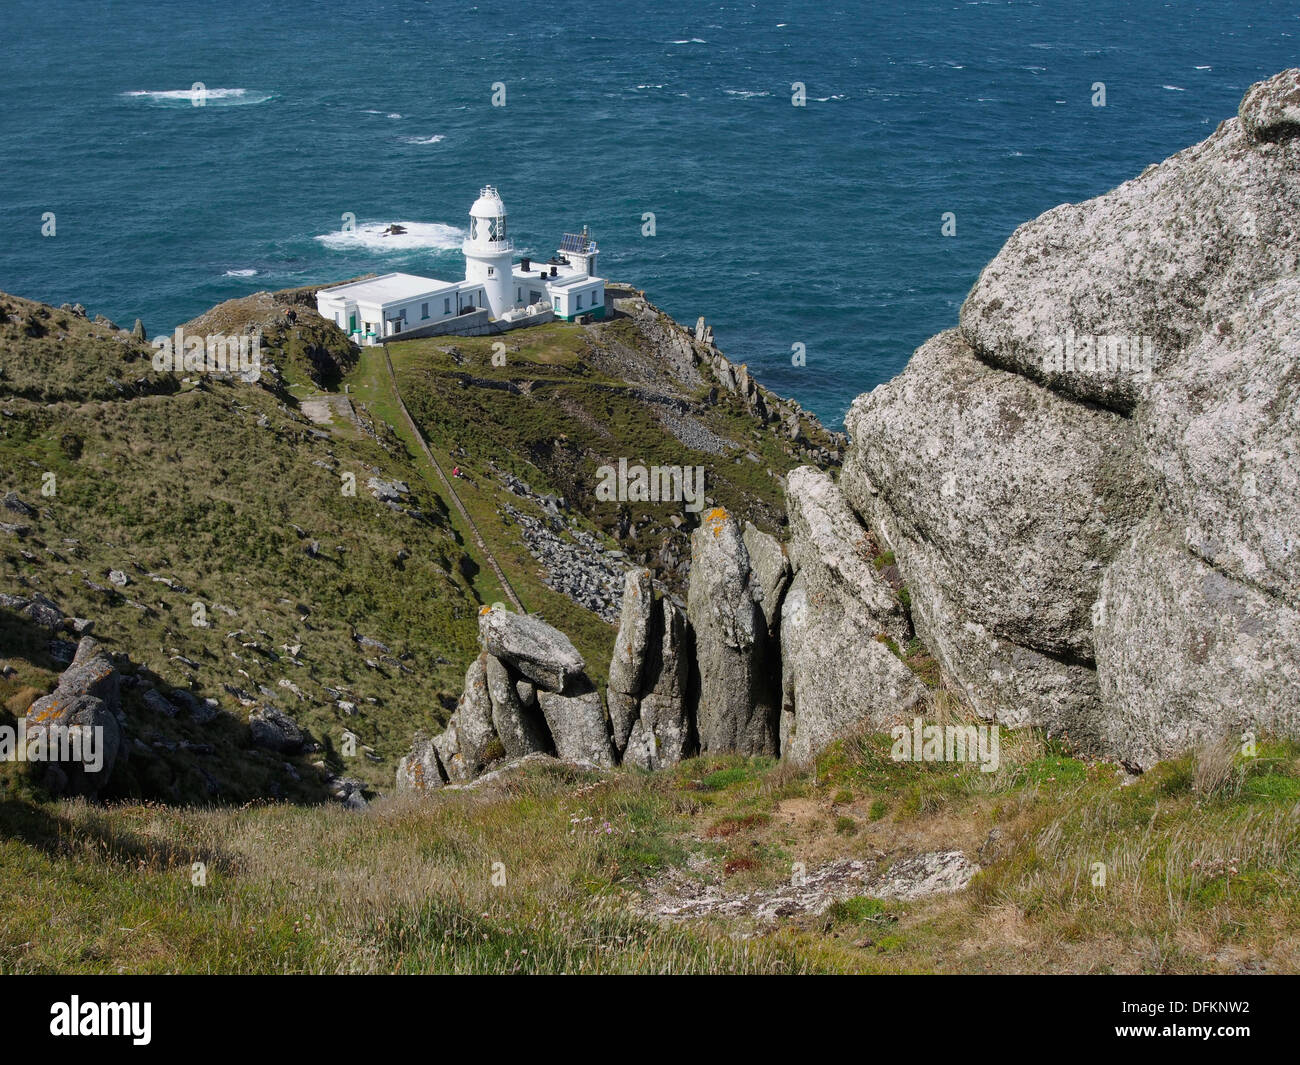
[561,232,594,254]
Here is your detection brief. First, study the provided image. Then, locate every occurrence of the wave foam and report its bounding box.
[122,88,274,107]
[315,221,464,254]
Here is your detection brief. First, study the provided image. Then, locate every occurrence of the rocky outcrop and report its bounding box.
[248,705,304,754]
[687,508,779,756]
[24,636,124,798]
[395,730,446,792]
[779,467,926,763]
[607,569,656,754]
[478,607,586,693]
[608,569,694,770]
[485,653,551,758]
[402,606,611,787]
[537,683,615,767]
[741,522,790,638]
[432,655,499,781]
[397,72,1300,790]
[838,70,1300,766]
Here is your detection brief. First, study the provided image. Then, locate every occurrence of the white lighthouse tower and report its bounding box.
[462,185,514,318]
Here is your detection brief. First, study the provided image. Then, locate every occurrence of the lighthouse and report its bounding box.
[462,185,514,318]
[315,183,606,341]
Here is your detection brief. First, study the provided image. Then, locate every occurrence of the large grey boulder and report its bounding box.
[686,507,779,756]
[779,468,927,763]
[960,72,1300,413]
[248,705,303,754]
[485,653,551,758]
[412,610,614,786]
[25,693,122,799]
[622,598,694,771]
[478,606,586,692]
[537,682,616,768]
[395,731,446,792]
[25,636,124,797]
[838,70,1300,765]
[432,654,499,781]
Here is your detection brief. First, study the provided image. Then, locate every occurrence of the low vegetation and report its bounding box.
[3,720,1296,974]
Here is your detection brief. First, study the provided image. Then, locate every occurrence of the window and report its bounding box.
[444,298,451,314]
[421,302,429,319]
[487,266,494,276]
[517,288,522,302]
[591,289,600,305]
[576,294,583,310]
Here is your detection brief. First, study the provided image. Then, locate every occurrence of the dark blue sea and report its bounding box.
[1,1,1295,427]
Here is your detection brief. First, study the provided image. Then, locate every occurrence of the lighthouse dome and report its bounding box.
[467,185,509,246]
[469,186,506,218]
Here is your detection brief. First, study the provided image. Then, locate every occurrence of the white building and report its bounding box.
[316,186,606,344]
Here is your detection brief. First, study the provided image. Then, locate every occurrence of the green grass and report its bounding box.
[5,730,1299,973]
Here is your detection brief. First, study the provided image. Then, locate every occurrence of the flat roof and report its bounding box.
[545,273,606,290]
[318,272,459,304]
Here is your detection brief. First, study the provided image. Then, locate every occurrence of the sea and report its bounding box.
[0,0,1295,428]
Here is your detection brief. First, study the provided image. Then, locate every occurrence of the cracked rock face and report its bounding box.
[960,72,1300,413]
[686,508,779,756]
[432,654,501,782]
[395,730,446,792]
[1095,517,1300,767]
[839,70,1300,765]
[622,598,694,771]
[485,653,551,759]
[607,569,656,754]
[779,467,927,764]
[609,569,694,769]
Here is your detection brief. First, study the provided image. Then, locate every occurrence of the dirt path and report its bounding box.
[379,343,525,613]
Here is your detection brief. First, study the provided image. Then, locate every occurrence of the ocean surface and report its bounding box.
[0,1,1295,428]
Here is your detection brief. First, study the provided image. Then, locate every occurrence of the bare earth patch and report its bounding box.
[638,850,978,926]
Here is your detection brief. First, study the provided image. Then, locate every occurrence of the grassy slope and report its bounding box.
[0,290,825,805]
[9,290,1293,974]
[3,725,1296,973]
